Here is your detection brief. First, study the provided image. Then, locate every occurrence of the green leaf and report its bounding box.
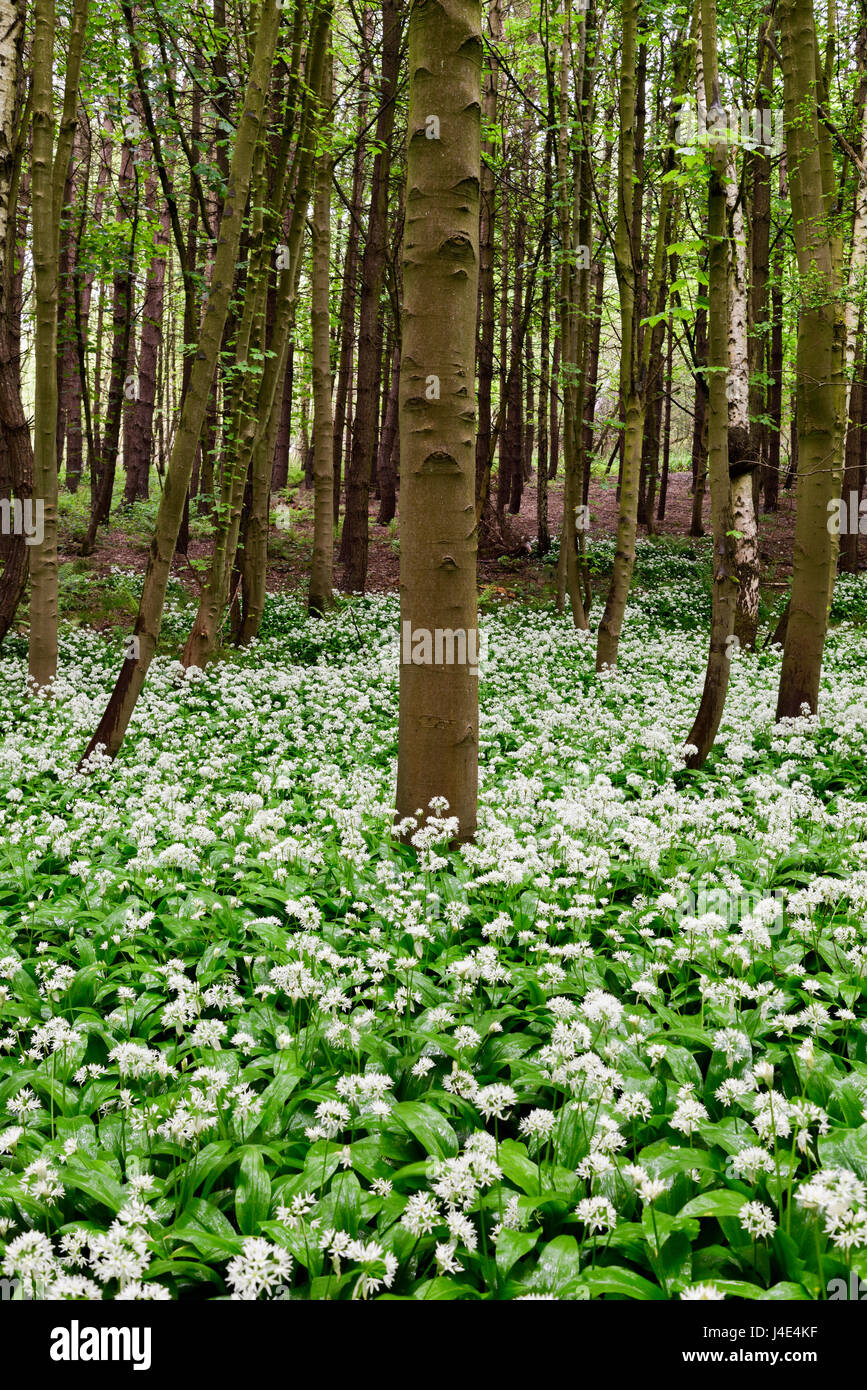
[678,1190,748,1219]
[236,1147,271,1235]
[757,1282,811,1300]
[533,1235,583,1293]
[408,1277,480,1300]
[391,1101,458,1159]
[497,1139,540,1194]
[62,1155,126,1214]
[582,1266,666,1300]
[496,1228,539,1277]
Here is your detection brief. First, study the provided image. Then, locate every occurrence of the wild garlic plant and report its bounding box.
[1,568,867,1298]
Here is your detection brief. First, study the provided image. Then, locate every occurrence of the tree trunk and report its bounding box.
[396,0,482,842]
[764,246,783,511]
[536,125,553,555]
[30,0,88,688]
[237,2,333,645]
[56,121,83,491]
[657,319,673,520]
[124,173,169,506]
[82,142,137,552]
[689,301,708,535]
[339,0,401,592]
[684,0,737,767]
[775,0,846,720]
[475,0,502,504]
[0,0,29,641]
[331,5,372,520]
[271,336,294,491]
[81,0,282,760]
[308,49,335,616]
[596,0,643,668]
[728,155,759,648]
[376,336,401,526]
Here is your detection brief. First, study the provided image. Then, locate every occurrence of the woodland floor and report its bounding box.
[57,466,818,631]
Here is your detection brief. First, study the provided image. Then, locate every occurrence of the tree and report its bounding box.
[594,0,642,669]
[395,0,483,842]
[81,0,283,760]
[0,0,29,642]
[30,0,89,688]
[775,0,846,719]
[308,46,335,616]
[683,0,738,768]
[339,0,401,594]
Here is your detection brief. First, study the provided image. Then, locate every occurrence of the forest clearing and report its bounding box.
[1,0,867,1336]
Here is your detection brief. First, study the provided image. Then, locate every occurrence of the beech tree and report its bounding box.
[775,0,847,719]
[395,0,483,841]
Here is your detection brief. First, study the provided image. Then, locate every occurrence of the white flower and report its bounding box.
[574,1196,616,1233]
[226,1238,293,1300]
[400,1192,441,1237]
[476,1083,517,1121]
[740,1201,777,1239]
[518,1108,557,1144]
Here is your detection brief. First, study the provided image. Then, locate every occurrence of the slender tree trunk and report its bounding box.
[536,125,554,554]
[475,0,502,506]
[657,319,673,520]
[30,0,88,688]
[376,336,401,525]
[271,336,294,491]
[0,0,29,641]
[237,2,333,644]
[56,120,83,491]
[549,334,560,479]
[838,29,867,573]
[65,127,92,495]
[749,25,773,507]
[331,6,372,520]
[502,192,526,516]
[124,172,169,506]
[582,141,612,504]
[308,49,335,616]
[764,246,783,511]
[339,0,401,592]
[690,301,709,534]
[684,0,737,767]
[556,13,591,630]
[82,142,138,552]
[728,156,759,648]
[840,323,866,573]
[596,0,642,668]
[81,0,282,760]
[81,117,112,486]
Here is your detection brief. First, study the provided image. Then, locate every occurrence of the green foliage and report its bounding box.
[1,575,867,1299]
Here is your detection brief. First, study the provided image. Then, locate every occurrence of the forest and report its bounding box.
[0,0,867,1315]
